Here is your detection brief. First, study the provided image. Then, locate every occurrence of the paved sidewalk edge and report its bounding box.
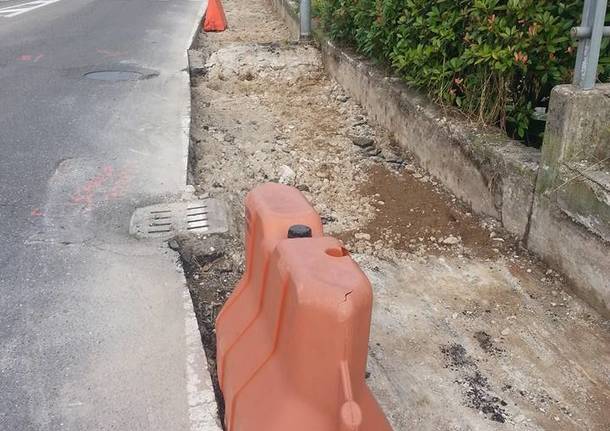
[179,2,223,430]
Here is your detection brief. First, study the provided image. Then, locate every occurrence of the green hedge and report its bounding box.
[317,0,610,143]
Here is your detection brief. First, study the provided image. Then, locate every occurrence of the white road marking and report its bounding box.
[0,0,62,18]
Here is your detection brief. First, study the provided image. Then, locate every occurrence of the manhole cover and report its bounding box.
[84,70,144,81]
[129,199,228,239]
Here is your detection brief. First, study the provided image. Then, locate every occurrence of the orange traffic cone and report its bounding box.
[203,0,227,32]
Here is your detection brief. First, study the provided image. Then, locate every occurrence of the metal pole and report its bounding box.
[300,0,311,39]
[573,0,609,90]
[574,0,594,87]
[583,0,609,89]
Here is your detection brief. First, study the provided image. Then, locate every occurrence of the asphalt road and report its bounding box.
[0,1,219,430]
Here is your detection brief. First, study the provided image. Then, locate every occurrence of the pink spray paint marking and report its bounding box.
[17,54,44,62]
[31,208,44,217]
[105,168,131,200]
[70,164,133,209]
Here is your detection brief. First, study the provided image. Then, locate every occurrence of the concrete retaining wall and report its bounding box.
[319,42,540,241]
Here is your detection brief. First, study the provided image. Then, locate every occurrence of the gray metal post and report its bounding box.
[574,0,593,87]
[300,0,311,39]
[573,0,609,90]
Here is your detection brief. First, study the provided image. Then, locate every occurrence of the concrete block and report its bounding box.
[537,84,610,239]
[528,84,610,317]
[538,85,610,196]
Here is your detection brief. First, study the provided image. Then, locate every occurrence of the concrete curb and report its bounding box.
[185,1,209,185]
[188,1,208,51]
[179,2,225,429]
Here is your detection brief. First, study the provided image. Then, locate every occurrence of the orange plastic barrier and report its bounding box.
[203,0,227,32]
[216,183,392,431]
[216,183,323,385]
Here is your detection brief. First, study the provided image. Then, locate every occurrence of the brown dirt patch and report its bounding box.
[338,164,502,258]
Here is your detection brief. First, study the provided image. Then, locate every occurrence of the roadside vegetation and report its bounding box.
[316,0,610,145]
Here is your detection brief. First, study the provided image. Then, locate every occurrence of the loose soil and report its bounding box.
[180,0,610,429]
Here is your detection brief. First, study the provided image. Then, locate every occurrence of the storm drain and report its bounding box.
[129,198,228,239]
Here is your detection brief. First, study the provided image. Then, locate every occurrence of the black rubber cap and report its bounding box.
[287,224,312,239]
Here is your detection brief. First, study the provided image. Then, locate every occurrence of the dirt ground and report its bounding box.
[180,0,610,429]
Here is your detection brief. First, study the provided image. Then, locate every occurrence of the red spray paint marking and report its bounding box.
[70,164,133,209]
[105,169,131,200]
[17,54,44,62]
[70,166,113,207]
[31,208,44,217]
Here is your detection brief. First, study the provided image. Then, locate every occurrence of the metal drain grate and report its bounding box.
[129,199,228,239]
[185,203,209,232]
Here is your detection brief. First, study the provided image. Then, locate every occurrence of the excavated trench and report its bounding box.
[178,0,610,429]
